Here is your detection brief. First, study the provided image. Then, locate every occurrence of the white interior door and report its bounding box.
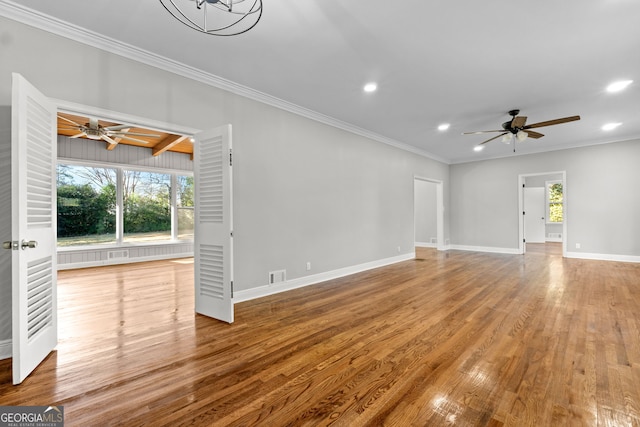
[524,187,546,244]
[194,124,234,323]
[10,73,58,384]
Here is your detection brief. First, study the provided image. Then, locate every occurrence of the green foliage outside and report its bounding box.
[548,183,563,223]
[124,190,171,234]
[57,183,116,238]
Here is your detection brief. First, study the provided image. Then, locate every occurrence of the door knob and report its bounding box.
[21,240,37,250]
[2,241,12,250]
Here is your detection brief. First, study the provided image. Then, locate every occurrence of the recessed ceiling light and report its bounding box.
[474,146,484,152]
[606,80,633,93]
[602,122,622,131]
[438,123,450,131]
[363,82,377,93]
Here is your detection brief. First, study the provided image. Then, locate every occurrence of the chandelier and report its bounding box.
[160,0,262,36]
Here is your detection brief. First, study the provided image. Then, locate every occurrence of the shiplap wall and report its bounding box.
[57,135,194,269]
[58,135,194,170]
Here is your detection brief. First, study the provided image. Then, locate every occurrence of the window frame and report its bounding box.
[56,159,194,251]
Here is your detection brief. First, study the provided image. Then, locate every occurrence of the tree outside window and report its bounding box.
[547,181,563,223]
[57,165,117,247]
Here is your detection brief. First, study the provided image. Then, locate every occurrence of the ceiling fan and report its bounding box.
[464,109,581,147]
[57,115,160,145]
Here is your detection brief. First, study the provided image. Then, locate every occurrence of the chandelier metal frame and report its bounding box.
[160,0,262,36]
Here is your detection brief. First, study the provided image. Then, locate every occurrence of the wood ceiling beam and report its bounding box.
[152,134,188,157]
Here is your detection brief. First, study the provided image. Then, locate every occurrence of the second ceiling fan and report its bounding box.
[464,109,581,146]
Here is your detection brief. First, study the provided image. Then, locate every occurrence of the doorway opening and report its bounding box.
[413,176,445,257]
[518,171,567,256]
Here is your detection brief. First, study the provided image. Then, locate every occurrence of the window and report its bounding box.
[177,175,194,240]
[123,171,172,243]
[546,180,563,223]
[57,162,193,248]
[56,165,117,247]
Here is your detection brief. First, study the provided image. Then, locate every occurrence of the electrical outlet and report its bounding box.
[575,243,581,249]
[306,262,311,271]
[397,246,401,253]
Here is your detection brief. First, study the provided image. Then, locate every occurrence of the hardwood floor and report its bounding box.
[1,248,640,426]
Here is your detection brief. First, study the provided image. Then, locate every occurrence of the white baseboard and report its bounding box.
[57,252,194,270]
[0,339,11,360]
[415,242,437,248]
[448,244,521,255]
[565,252,640,263]
[233,252,415,303]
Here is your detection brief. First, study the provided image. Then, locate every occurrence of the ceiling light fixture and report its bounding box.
[516,130,528,142]
[363,83,377,93]
[606,80,633,93]
[501,133,512,144]
[159,0,262,36]
[438,123,450,131]
[602,122,622,131]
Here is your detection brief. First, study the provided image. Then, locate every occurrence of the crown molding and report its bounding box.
[0,0,450,165]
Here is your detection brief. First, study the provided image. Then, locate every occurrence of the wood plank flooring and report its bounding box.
[1,246,640,426]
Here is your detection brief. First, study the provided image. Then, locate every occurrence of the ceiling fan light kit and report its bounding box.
[159,0,262,36]
[464,109,581,151]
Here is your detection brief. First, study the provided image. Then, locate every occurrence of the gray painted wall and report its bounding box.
[450,140,640,256]
[0,17,450,342]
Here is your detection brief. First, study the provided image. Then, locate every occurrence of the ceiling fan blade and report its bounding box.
[526,130,544,139]
[479,133,508,145]
[57,115,81,127]
[103,124,133,131]
[118,135,150,144]
[70,132,86,139]
[101,134,119,145]
[108,131,161,138]
[462,129,504,135]
[511,116,527,128]
[523,115,580,129]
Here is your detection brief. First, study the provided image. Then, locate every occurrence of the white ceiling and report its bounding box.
[4,0,640,163]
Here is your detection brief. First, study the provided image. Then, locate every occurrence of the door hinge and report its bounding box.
[523,238,526,243]
[230,231,233,237]
[231,281,234,298]
[229,149,233,166]
[523,211,525,215]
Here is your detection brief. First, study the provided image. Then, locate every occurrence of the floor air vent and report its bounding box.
[108,250,129,260]
[269,270,286,285]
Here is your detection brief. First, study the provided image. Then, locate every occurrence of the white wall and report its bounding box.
[0,17,450,342]
[450,140,640,259]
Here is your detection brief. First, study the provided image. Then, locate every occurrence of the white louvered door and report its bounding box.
[11,73,58,384]
[194,125,234,323]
